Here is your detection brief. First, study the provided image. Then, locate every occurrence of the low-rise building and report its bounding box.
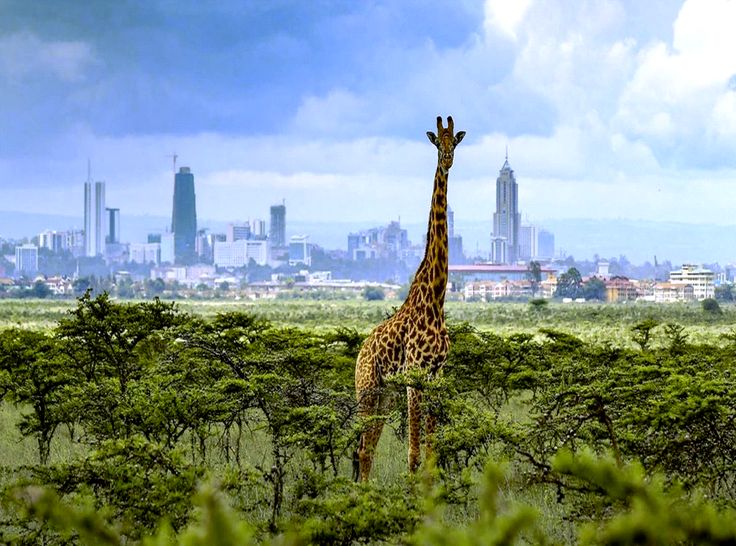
[463,279,530,300]
[130,243,161,265]
[654,282,695,303]
[605,276,639,303]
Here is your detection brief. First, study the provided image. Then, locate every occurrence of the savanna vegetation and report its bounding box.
[0,295,735,544]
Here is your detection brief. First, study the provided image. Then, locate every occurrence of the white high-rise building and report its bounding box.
[84,177,106,257]
[39,230,64,253]
[288,235,311,266]
[251,219,267,239]
[15,244,38,276]
[519,225,539,261]
[160,233,176,264]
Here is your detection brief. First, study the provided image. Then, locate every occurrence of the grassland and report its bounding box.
[2,297,734,348]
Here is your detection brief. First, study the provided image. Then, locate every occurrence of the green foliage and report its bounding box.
[630,318,659,350]
[715,283,734,301]
[362,285,385,301]
[528,298,548,310]
[554,450,736,544]
[0,328,70,464]
[582,277,607,301]
[702,297,722,315]
[526,261,542,297]
[555,267,583,299]
[2,296,736,543]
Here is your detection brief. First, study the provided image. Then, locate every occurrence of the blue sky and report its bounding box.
[2,0,736,235]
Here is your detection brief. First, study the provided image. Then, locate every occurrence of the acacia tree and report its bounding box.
[54,292,189,443]
[526,261,542,297]
[0,329,69,464]
[555,267,583,299]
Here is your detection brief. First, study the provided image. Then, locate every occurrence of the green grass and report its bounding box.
[2,298,734,348]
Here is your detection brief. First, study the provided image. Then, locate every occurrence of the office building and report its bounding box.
[538,229,555,260]
[446,207,465,264]
[15,244,38,276]
[289,235,311,266]
[347,221,409,261]
[251,218,267,239]
[171,167,197,264]
[39,230,64,253]
[227,223,251,242]
[491,154,520,264]
[63,229,85,257]
[106,208,120,244]
[213,239,269,268]
[269,202,286,248]
[130,243,161,265]
[160,233,175,264]
[519,225,538,261]
[84,180,106,257]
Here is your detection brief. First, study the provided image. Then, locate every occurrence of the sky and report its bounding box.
[2,0,736,237]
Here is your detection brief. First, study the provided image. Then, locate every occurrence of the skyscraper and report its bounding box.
[84,171,106,257]
[491,154,520,264]
[270,201,286,248]
[106,208,120,244]
[171,166,197,264]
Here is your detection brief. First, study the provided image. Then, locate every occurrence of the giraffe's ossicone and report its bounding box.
[354,116,466,481]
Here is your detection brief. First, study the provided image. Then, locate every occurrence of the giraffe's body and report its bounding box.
[355,116,465,481]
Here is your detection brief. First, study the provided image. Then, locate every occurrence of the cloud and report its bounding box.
[7,0,736,255]
[613,0,736,159]
[484,0,533,39]
[0,31,96,83]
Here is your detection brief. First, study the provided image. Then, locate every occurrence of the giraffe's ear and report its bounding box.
[454,131,466,145]
[426,131,438,147]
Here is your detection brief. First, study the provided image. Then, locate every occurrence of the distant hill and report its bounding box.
[1,210,733,265]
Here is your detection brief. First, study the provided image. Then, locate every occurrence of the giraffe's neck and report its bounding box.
[410,164,448,309]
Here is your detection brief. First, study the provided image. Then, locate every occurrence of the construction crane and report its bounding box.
[166,153,178,174]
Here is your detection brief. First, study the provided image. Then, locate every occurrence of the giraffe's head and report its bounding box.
[426,116,465,171]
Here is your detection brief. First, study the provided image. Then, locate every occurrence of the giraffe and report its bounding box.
[354,115,465,481]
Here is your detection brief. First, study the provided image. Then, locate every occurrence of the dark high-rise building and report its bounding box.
[106,207,120,244]
[492,154,520,264]
[171,167,197,264]
[269,202,286,248]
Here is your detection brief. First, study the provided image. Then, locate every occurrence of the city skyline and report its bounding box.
[2,1,736,233]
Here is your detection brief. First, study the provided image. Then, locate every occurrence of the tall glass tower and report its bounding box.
[171,167,197,264]
[269,202,286,248]
[491,154,520,264]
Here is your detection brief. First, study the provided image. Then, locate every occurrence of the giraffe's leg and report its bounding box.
[356,387,384,481]
[425,407,437,466]
[407,386,422,472]
[424,368,443,466]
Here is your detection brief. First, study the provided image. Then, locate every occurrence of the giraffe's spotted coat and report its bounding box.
[355,116,465,481]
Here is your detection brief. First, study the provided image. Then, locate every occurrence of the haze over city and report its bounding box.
[2,0,736,263]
